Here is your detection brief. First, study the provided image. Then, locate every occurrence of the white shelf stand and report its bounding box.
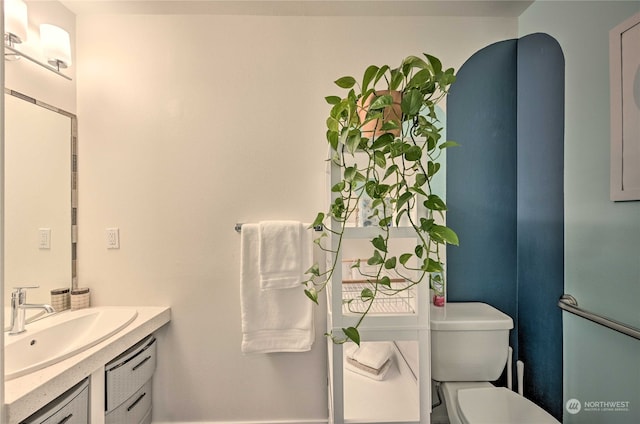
[326,155,431,424]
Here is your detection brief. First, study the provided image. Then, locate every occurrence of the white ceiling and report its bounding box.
[59,0,535,17]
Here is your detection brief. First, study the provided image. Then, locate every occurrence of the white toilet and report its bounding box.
[431,302,560,424]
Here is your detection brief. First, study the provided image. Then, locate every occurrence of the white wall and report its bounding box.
[520,2,640,423]
[75,13,517,422]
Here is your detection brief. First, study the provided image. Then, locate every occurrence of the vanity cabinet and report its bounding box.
[20,379,89,424]
[105,335,157,424]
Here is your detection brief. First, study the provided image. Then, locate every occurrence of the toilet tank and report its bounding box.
[431,302,513,382]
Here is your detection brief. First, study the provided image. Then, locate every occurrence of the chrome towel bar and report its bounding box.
[234,223,323,233]
[558,294,640,341]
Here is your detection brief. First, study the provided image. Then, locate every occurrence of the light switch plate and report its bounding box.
[39,228,51,249]
[106,228,120,249]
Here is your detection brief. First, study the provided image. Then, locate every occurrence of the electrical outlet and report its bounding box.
[106,228,120,249]
[39,228,51,249]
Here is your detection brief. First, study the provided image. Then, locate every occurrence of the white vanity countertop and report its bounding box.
[4,306,171,424]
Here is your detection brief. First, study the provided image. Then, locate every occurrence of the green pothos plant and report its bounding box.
[304,54,459,345]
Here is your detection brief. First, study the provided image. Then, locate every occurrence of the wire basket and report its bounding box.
[342,280,415,314]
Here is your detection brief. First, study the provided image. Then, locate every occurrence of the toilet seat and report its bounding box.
[457,387,560,424]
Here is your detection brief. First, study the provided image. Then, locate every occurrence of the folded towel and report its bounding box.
[346,356,392,381]
[259,221,310,290]
[240,224,314,353]
[345,342,394,381]
[348,342,393,369]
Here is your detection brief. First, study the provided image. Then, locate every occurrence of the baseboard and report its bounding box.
[153,420,327,424]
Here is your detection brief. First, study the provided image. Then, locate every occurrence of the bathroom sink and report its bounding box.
[4,307,138,380]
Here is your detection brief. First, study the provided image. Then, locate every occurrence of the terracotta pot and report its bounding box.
[358,90,402,138]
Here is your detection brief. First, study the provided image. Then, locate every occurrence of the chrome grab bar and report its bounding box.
[558,294,640,341]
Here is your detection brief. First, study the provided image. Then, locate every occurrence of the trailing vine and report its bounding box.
[304,54,459,345]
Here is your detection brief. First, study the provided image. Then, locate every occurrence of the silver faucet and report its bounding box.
[9,286,55,335]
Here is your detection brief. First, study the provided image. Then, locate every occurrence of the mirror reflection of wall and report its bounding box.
[3,91,75,318]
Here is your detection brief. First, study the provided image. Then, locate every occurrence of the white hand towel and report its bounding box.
[240,223,314,353]
[259,221,310,290]
[345,342,393,381]
[347,342,393,369]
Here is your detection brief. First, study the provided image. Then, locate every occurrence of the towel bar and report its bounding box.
[234,223,323,233]
[558,294,640,341]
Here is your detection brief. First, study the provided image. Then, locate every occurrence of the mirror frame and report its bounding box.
[4,88,78,292]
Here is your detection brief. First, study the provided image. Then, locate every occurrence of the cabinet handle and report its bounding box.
[127,392,146,412]
[132,355,151,371]
[56,414,73,424]
[107,337,155,372]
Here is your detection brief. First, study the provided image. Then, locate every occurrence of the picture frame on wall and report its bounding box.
[610,12,640,201]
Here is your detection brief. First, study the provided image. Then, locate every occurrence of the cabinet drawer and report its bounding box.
[105,379,152,424]
[22,379,89,424]
[105,335,156,411]
[140,406,152,424]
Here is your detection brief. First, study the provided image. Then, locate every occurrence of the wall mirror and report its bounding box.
[3,89,77,325]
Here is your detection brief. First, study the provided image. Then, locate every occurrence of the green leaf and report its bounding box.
[415,173,427,187]
[369,94,393,111]
[304,288,319,305]
[424,53,443,75]
[362,65,379,93]
[396,191,413,211]
[384,257,397,269]
[346,131,361,154]
[343,327,360,346]
[427,161,441,177]
[423,259,443,273]
[326,130,339,150]
[383,164,399,180]
[335,76,356,89]
[409,186,428,197]
[439,141,460,149]
[379,216,392,227]
[406,68,431,89]
[344,166,357,182]
[375,65,390,84]
[420,218,434,231]
[404,145,422,161]
[371,133,394,150]
[360,288,374,301]
[425,194,447,211]
[429,224,460,246]
[371,235,387,252]
[373,151,386,168]
[305,263,320,277]
[395,209,408,226]
[390,68,404,90]
[325,95,342,105]
[402,55,428,73]
[368,250,384,265]
[415,244,424,258]
[331,181,346,192]
[378,276,391,288]
[399,253,413,265]
[401,89,423,116]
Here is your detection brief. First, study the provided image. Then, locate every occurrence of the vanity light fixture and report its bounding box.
[40,24,72,70]
[3,0,72,80]
[4,0,28,46]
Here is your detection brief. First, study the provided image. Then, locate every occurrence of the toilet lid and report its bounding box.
[457,387,560,424]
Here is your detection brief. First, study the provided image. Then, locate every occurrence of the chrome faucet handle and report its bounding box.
[11,285,39,304]
[12,285,40,291]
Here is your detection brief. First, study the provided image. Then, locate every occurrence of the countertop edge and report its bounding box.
[4,306,171,424]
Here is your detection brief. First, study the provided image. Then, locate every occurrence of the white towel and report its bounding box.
[345,342,394,381]
[346,342,393,369]
[240,223,314,353]
[259,221,310,290]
